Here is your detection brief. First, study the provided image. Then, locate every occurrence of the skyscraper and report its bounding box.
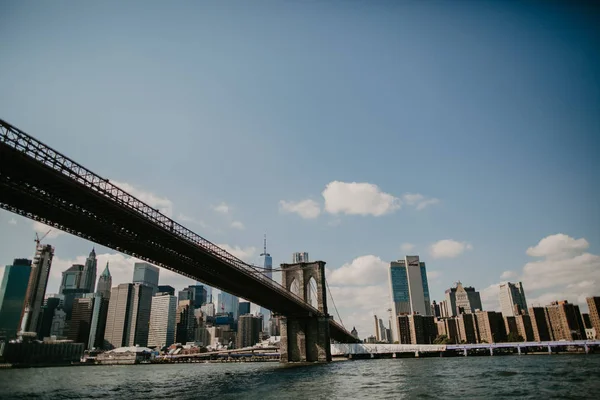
[444,282,482,316]
[0,259,32,340]
[104,283,153,349]
[148,293,177,348]
[545,300,585,341]
[157,285,175,296]
[587,297,600,339]
[238,301,251,316]
[96,262,112,299]
[261,235,273,280]
[132,262,159,295]
[236,314,262,348]
[176,299,196,344]
[257,235,272,332]
[20,244,54,334]
[499,282,528,317]
[68,296,95,343]
[81,248,97,294]
[87,293,109,350]
[60,264,84,292]
[292,252,309,263]
[388,255,431,342]
[217,291,240,320]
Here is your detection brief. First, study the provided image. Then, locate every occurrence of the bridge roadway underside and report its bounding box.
[0,142,352,343]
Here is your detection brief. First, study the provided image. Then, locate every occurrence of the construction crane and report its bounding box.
[35,229,52,246]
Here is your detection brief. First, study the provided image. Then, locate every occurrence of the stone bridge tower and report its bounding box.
[279,261,332,362]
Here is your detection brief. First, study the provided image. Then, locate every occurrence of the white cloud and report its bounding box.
[328,284,391,337]
[212,202,230,214]
[112,180,173,218]
[177,213,207,228]
[500,270,517,279]
[327,255,388,286]
[526,233,589,259]
[32,221,64,239]
[231,221,245,230]
[427,270,442,281]
[479,234,599,312]
[480,283,501,311]
[46,252,193,294]
[522,252,599,291]
[322,181,401,217]
[400,243,416,253]
[279,199,321,219]
[402,193,440,210]
[8,218,17,225]
[430,239,473,259]
[216,244,256,262]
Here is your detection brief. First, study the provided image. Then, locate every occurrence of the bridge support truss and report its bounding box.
[279,261,332,363]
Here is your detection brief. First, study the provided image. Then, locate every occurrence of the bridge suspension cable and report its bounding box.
[325,276,344,329]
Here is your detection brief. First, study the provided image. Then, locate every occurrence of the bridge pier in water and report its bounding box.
[279,261,332,363]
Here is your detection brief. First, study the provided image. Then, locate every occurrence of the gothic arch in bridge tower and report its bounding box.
[279,261,331,363]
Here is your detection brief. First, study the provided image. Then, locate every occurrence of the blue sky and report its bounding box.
[1,1,598,337]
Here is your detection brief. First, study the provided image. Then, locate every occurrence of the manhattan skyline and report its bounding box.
[1,1,599,337]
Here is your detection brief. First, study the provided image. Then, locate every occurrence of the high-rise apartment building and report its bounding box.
[587,297,600,339]
[388,255,431,342]
[0,259,32,340]
[407,315,437,344]
[148,293,177,348]
[474,311,507,343]
[104,283,153,349]
[95,262,112,299]
[19,244,54,334]
[292,252,309,263]
[444,282,482,316]
[236,314,262,348]
[458,313,479,344]
[545,300,585,341]
[81,248,97,294]
[515,314,535,341]
[132,262,159,295]
[529,307,553,341]
[499,282,528,317]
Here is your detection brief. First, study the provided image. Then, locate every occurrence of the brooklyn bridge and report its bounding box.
[0,118,359,363]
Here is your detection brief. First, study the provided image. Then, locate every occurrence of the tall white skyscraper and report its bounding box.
[292,252,309,263]
[499,282,528,317]
[388,255,431,342]
[148,293,177,348]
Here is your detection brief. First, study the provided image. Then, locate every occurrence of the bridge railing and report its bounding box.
[0,119,328,317]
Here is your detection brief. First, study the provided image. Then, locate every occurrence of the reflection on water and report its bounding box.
[1,355,599,399]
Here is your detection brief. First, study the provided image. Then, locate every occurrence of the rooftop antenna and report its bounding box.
[260,234,270,257]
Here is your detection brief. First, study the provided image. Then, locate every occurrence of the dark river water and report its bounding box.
[1,355,599,399]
